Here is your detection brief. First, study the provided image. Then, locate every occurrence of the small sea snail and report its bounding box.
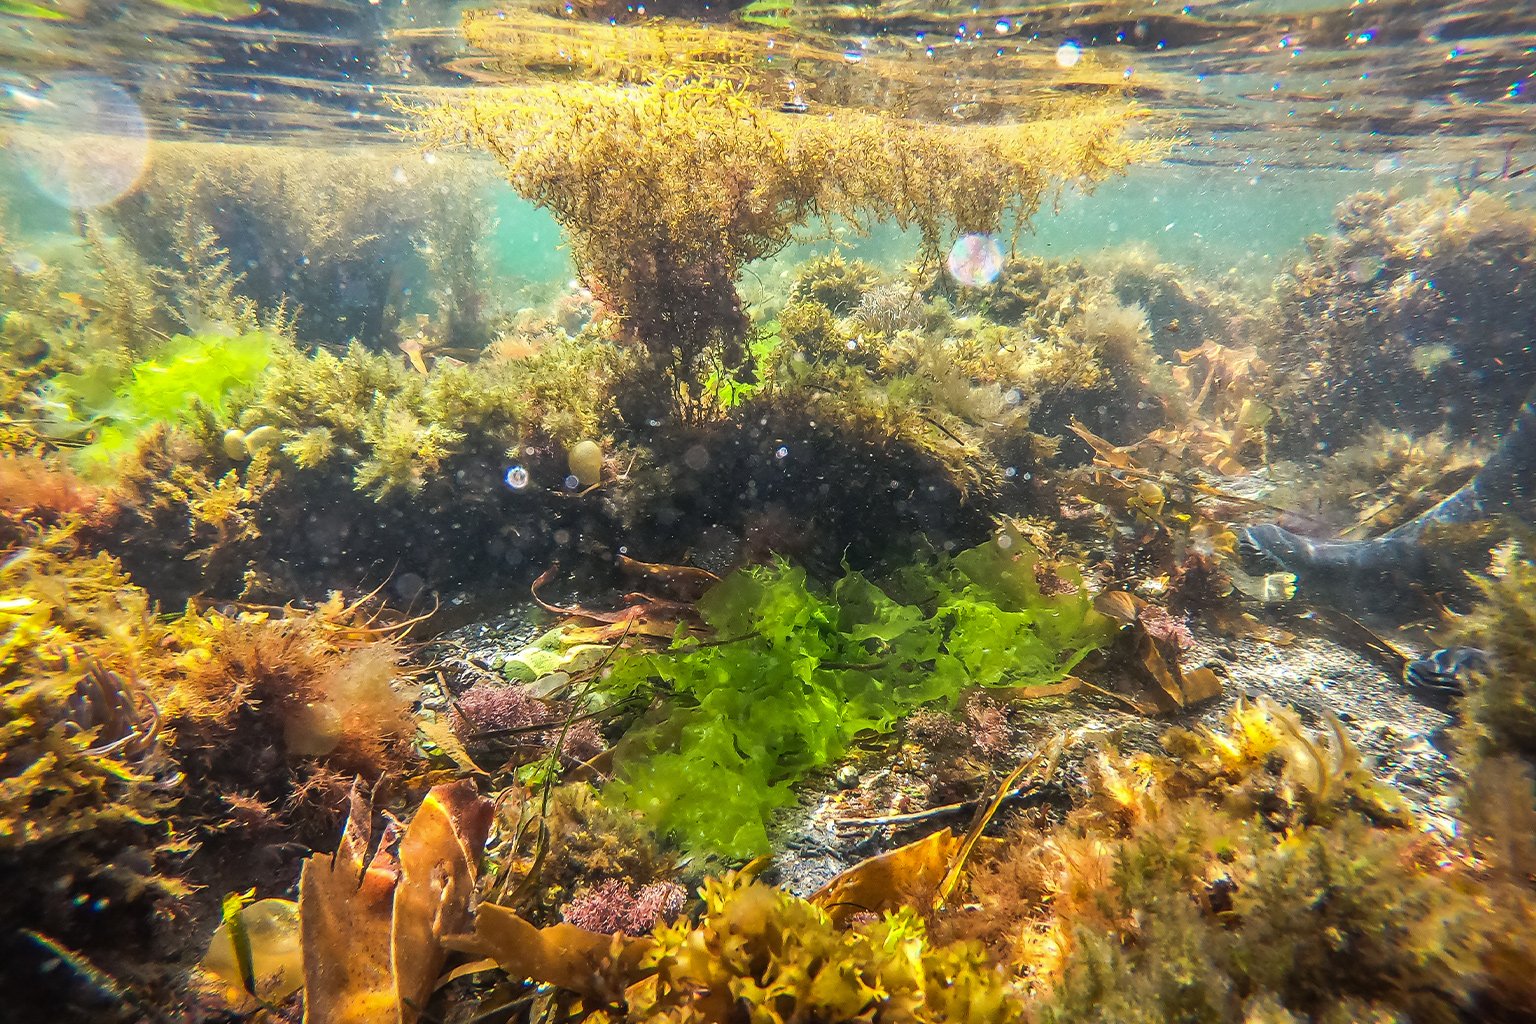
[568,439,604,488]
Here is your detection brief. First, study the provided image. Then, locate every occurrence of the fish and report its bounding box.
[1228,565,1297,604]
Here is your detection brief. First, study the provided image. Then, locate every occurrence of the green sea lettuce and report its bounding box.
[50,331,277,474]
[600,531,1113,859]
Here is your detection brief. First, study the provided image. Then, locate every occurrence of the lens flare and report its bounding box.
[946,233,1004,287]
[11,76,150,210]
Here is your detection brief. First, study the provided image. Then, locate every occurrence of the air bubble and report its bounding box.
[947,234,1004,287]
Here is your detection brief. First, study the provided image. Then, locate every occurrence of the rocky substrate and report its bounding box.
[423,604,1460,897]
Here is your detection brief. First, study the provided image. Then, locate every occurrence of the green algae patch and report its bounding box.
[598,532,1113,860]
[49,331,276,476]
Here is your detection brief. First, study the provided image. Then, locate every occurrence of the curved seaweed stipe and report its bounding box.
[1238,385,1536,601]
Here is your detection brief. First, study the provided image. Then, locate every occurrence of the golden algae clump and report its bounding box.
[418,66,1154,420]
[939,701,1528,1024]
[1448,549,1536,772]
[790,250,883,314]
[422,79,811,420]
[0,523,196,986]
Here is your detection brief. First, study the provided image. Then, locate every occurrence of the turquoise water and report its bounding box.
[1,0,1529,286]
[0,141,1378,292]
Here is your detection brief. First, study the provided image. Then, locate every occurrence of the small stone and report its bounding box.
[835,765,859,789]
[568,439,604,488]
[243,424,283,454]
[222,428,249,460]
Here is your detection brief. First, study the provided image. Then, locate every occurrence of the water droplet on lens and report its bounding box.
[946,234,1004,287]
[12,76,149,210]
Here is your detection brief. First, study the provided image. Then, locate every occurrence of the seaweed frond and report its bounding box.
[1450,547,1536,771]
[419,76,1153,421]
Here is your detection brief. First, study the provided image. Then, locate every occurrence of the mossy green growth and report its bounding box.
[703,325,780,411]
[243,335,618,496]
[599,531,1112,859]
[49,331,276,475]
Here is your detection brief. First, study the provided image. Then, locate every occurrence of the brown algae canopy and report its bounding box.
[414,15,1162,418]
